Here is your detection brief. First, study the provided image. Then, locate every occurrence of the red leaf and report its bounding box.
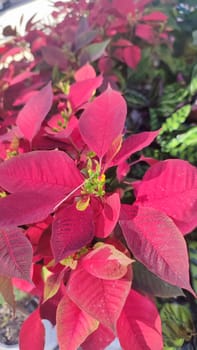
[112,130,159,166]
[82,324,115,350]
[0,150,83,193]
[117,289,163,350]
[79,87,127,158]
[74,63,96,81]
[68,75,103,111]
[0,227,33,282]
[120,205,195,295]
[135,24,154,43]
[123,45,141,69]
[135,159,197,234]
[51,204,94,262]
[19,309,45,350]
[93,193,121,238]
[0,189,65,226]
[82,243,132,280]
[67,263,131,330]
[16,82,53,142]
[117,161,130,181]
[142,12,168,22]
[57,293,98,350]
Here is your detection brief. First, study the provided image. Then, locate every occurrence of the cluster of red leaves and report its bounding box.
[0,1,196,350]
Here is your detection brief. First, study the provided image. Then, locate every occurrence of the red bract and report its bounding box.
[117,289,163,350]
[0,1,196,349]
[56,293,99,350]
[19,309,45,350]
[120,205,195,295]
[78,86,127,159]
[16,81,53,142]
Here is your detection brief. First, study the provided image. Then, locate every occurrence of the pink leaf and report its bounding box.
[82,243,132,280]
[142,12,168,22]
[82,324,115,350]
[0,227,33,282]
[117,161,130,181]
[19,309,45,350]
[112,130,159,166]
[123,45,141,69]
[67,263,131,330]
[93,193,121,238]
[135,159,197,234]
[0,150,83,193]
[51,204,94,262]
[135,24,154,43]
[68,75,103,111]
[120,205,195,295]
[0,189,65,227]
[57,293,98,350]
[117,289,163,350]
[74,63,96,81]
[16,82,53,142]
[79,87,127,158]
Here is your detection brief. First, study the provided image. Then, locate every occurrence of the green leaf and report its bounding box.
[190,64,197,95]
[160,303,194,347]
[125,89,149,108]
[188,240,197,294]
[160,105,191,134]
[79,39,110,64]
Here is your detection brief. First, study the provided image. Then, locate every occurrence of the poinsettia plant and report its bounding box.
[0,1,197,350]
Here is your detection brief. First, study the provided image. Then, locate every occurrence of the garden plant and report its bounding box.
[1,0,197,349]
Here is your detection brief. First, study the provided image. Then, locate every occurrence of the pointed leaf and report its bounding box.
[68,75,103,111]
[51,204,94,262]
[79,87,127,158]
[82,324,115,350]
[0,189,65,226]
[123,45,141,69]
[0,227,33,282]
[117,289,163,350]
[120,205,194,295]
[67,264,131,330]
[57,293,98,350]
[135,24,154,43]
[82,243,132,280]
[16,82,53,142]
[135,159,197,234]
[80,39,110,63]
[0,150,83,193]
[74,63,96,81]
[93,193,121,238]
[0,275,15,309]
[112,130,159,166]
[19,308,45,350]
